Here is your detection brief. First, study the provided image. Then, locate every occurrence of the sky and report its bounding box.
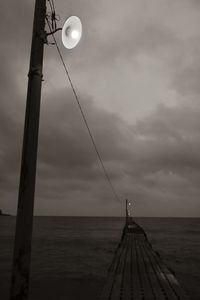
[0,0,200,216]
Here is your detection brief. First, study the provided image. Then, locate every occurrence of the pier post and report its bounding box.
[126,199,128,226]
[10,0,46,299]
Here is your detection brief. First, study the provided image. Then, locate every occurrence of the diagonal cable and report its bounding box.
[45,17,121,203]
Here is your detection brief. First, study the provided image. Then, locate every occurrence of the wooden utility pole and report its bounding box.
[10,0,46,299]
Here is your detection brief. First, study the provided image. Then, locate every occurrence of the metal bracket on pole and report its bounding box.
[46,27,62,36]
[28,66,43,79]
[38,29,48,44]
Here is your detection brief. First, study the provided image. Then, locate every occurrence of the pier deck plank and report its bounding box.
[100,222,189,300]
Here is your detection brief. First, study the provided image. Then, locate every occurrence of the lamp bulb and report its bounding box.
[71,30,79,39]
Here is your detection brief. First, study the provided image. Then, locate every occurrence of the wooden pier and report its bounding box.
[100,221,189,300]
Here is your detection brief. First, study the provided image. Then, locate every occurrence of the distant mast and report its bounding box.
[126,199,130,225]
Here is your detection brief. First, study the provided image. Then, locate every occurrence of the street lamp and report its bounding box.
[62,16,82,49]
[10,1,82,299]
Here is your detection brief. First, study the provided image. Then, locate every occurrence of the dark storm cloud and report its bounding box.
[121,104,200,215]
[38,88,128,180]
[34,88,132,212]
[1,0,200,216]
[129,104,200,175]
[173,55,200,96]
[35,96,200,216]
[86,19,178,65]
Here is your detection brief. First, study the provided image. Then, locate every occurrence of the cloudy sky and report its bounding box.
[1,0,200,216]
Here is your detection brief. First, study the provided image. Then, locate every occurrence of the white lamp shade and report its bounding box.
[61,16,82,49]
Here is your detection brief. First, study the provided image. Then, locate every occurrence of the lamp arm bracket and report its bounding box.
[46,28,62,36]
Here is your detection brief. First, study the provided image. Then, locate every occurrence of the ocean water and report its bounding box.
[0,217,199,300]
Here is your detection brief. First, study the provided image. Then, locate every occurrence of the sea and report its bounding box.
[0,217,199,300]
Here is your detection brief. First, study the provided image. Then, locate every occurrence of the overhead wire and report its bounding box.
[45,15,121,203]
[50,0,55,13]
